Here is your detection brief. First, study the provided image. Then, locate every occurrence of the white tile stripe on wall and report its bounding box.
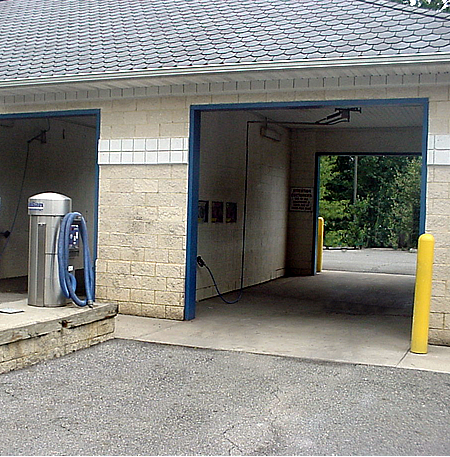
[98,137,189,164]
[428,135,450,166]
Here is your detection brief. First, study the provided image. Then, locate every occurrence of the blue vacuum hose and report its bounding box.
[58,212,95,307]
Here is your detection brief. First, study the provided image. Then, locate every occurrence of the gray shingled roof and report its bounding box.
[0,0,449,81]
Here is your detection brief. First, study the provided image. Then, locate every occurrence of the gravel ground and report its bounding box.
[1,339,450,456]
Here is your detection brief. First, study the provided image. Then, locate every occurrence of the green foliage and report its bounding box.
[387,159,422,248]
[319,155,422,249]
[389,0,450,12]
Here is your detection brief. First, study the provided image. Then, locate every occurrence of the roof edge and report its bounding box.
[1,52,450,90]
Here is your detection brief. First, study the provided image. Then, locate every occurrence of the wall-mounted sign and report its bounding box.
[198,200,209,223]
[211,201,224,223]
[290,187,314,212]
[226,202,237,223]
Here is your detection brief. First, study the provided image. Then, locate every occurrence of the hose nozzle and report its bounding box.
[197,256,205,267]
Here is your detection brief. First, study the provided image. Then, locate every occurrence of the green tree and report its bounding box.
[387,158,422,248]
[390,0,450,12]
[319,155,421,249]
[319,156,351,246]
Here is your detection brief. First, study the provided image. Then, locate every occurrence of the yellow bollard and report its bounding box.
[317,217,324,272]
[411,233,435,354]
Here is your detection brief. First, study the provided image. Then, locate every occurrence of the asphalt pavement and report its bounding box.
[1,339,450,456]
[323,248,416,275]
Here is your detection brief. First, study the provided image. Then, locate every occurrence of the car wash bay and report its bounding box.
[176,99,425,363]
[0,111,99,304]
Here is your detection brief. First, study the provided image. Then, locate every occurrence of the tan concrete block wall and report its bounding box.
[427,164,450,345]
[0,317,114,375]
[2,81,450,340]
[287,130,317,275]
[96,164,186,320]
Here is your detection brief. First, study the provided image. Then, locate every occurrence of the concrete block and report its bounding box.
[141,304,165,318]
[158,179,188,193]
[144,248,169,263]
[112,99,137,111]
[429,328,450,346]
[0,359,17,375]
[158,207,185,222]
[110,124,136,138]
[130,289,155,304]
[444,314,450,330]
[157,235,184,250]
[165,305,184,320]
[431,295,450,313]
[420,86,450,101]
[155,291,183,306]
[96,318,115,337]
[432,281,447,297]
[134,179,158,193]
[429,119,450,135]
[168,250,186,264]
[130,261,156,276]
[435,101,450,118]
[430,312,445,329]
[143,276,168,291]
[110,287,131,302]
[136,98,161,111]
[171,165,189,179]
[123,111,148,125]
[156,263,184,278]
[427,183,449,199]
[430,166,450,183]
[135,124,160,137]
[238,93,268,103]
[118,302,142,315]
[133,233,158,249]
[211,94,239,104]
[166,277,185,292]
[118,247,145,262]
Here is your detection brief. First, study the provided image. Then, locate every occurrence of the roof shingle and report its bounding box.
[0,0,449,81]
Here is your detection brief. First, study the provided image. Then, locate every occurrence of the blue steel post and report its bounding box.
[92,110,101,298]
[184,108,201,320]
[313,153,321,275]
[419,101,429,235]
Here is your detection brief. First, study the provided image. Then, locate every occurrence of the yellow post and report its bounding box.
[411,233,435,354]
[317,217,324,272]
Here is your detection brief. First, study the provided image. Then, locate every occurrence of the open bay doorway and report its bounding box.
[180,98,427,365]
[0,111,99,307]
[317,154,420,317]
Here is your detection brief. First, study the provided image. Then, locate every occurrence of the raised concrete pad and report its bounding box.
[0,298,117,374]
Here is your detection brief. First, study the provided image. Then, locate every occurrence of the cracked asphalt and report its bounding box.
[1,339,450,456]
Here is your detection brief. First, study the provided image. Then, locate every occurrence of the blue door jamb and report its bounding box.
[184,108,201,320]
[184,98,429,320]
[420,101,429,235]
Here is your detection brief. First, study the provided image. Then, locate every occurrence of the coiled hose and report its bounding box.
[58,212,95,307]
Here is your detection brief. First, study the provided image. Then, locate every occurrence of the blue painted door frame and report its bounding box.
[184,98,429,320]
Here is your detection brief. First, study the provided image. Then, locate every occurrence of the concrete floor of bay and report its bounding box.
[116,249,450,373]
